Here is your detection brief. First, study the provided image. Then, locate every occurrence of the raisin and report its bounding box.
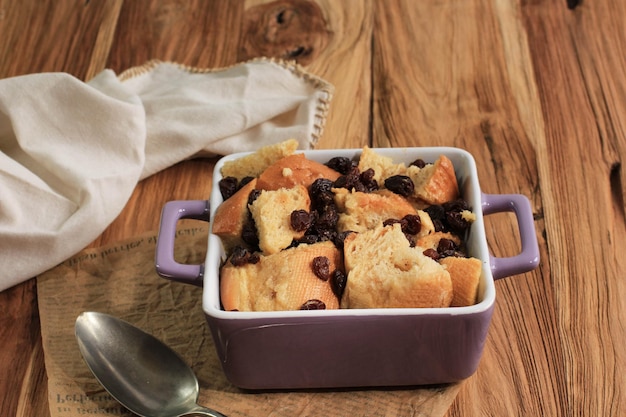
[425,199,473,234]
[290,210,312,232]
[332,176,346,189]
[315,204,339,231]
[305,210,320,228]
[312,256,331,281]
[298,234,319,245]
[325,156,355,174]
[432,219,445,232]
[355,181,369,193]
[437,238,457,253]
[443,198,470,213]
[401,214,422,235]
[383,215,421,237]
[239,176,255,188]
[446,211,470,234]
[425,205,447,232]
[241,219,259,248]
[333,231,353,249]
[405,233,417,247]
[383,218,402,227]
[331,269,347,299]
[359,168,378,192]
[310,178,334,195]
[384,175,414,197]
[425,204,445,221]
[437,238,458,258]
[300,299,326,310]
[309,178,335,207]
[247,189,262,207]
[316,229,337,243]
[423,248,440,261]
[218,176,239,200]
[410,159,427,169]
[230,246,260,266]
[334,166,363,191]
[229,246,247,266]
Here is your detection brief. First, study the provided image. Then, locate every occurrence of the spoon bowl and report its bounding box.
[75,311,226,417]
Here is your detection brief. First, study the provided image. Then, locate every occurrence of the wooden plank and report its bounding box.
[85,0,124,80]
[0,2,118,417]
[519,0,626,415]
[105,0,244,73]
[15,326,49,417]
[304,0,373,149]
[240,0,373,150]
[0,0,121,80]
[0,280,48,417]
[372,1,562,416]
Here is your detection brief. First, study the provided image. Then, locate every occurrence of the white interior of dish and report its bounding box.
[203,147,496,319]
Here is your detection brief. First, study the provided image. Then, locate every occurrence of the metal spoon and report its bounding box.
[75,311,226,417]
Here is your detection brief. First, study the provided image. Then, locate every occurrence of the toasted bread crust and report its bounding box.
[211,179,258,251]
[333,188,418,233]
[257,153,341,190]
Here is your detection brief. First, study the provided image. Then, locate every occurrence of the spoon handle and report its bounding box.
[179,406,228,417]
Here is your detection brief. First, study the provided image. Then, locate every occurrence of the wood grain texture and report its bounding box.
[0,0,120,80]
[239,0,332,65]
[0,280,49,416]
[303,0,373,150]
[241,0,374,150]
[372,2,561,416]
[91,0,248,247]
[519,0,626,415]
[84,0,124,81]
[106,0,244,73]
[0,3,114,417]
[1,0,625,416]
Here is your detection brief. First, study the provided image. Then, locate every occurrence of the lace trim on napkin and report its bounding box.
[117,58,334,148]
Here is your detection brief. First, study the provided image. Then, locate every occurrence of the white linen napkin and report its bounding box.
[0,59,333,292]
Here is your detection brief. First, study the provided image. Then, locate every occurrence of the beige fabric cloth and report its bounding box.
[0,59,333,292]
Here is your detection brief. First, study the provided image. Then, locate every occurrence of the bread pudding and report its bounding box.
[213,140,482,311]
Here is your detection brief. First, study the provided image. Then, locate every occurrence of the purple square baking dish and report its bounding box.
[155,147,539,390]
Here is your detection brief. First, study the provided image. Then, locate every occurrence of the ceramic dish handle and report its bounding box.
[155,200,210,286]
[481,193,540,280]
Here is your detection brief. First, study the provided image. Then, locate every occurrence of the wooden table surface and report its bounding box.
[1,0,624,416]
